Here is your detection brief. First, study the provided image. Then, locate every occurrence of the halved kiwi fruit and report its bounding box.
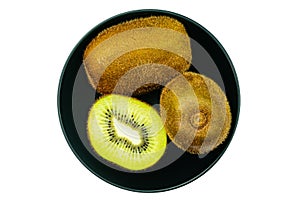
[83,16,191,96]
[87,94,167,171]
[160,72,232,154]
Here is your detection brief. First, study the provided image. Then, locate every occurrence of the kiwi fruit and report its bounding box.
[87,94,167,171]
[160,72,232,154]
[83,16,192,96]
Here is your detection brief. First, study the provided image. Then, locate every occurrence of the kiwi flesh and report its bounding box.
[87,94,167,170]
[83,16,191,96]
[160,72,232,154]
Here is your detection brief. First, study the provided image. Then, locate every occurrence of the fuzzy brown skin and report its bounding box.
[160,72,232,154]
[83,16,191,96]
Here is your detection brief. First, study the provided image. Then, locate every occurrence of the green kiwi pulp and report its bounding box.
[87,94,167,171]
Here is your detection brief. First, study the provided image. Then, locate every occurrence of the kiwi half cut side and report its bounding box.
[160,72,232,154]
[83,16,192,96]
[87,94,167,171]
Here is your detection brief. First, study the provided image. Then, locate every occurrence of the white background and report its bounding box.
[1,0,299,199]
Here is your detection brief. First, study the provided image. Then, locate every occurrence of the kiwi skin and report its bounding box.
[87,94,167,171]
[83,16,191,96]
[160,72,232,154]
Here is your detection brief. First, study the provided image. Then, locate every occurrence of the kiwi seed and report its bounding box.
[83,16,191,96]
[87,94,167,170]
[160,72,232,154]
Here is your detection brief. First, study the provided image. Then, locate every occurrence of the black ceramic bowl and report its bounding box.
[58,9,240,192]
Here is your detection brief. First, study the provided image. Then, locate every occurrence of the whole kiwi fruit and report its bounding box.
[83,16,191,96]
[160,72,232,154]
[87,94,167,171]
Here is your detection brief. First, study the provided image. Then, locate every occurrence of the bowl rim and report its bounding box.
[57,9,241,193]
